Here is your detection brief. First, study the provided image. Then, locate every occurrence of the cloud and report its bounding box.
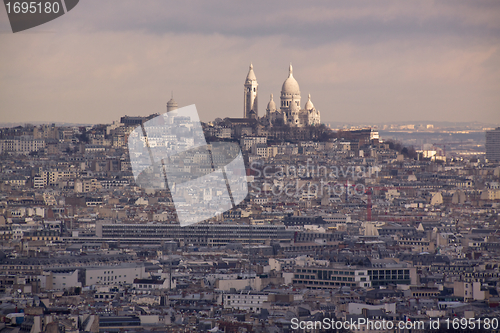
[0,1,499,124]
[56,1,500,43]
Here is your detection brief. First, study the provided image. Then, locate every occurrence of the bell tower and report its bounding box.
[244,63,258,118]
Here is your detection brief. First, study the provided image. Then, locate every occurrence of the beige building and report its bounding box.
[453,281,486,301]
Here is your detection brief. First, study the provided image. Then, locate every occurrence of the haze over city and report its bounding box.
[3,2,500,331]
[1,1,500,125]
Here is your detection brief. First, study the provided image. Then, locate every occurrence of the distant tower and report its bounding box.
[244,63,258,118]
[486,127,500,162]
[166,92,178,114]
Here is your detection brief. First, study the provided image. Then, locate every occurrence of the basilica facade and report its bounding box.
[243,63,320,127]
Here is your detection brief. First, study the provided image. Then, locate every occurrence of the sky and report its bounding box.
[0,0,499,125]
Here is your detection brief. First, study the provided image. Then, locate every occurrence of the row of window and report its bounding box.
[226,295,266,300]
[399,241,430,245]
[412,292,439,297]
[137,284,156,289]
[296,269,357,275]
[294,274,356,282]
[281,100,300,107]
[89,274,126,281]
[226,300,262,305]
[293,280,363,287]
[372,276,409,281]
[368,270,409,275]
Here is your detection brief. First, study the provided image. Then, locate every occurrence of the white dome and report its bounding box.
[304,94,314,110]
[167,94,178,112]
[281,63,300,95]
[267,94,276,111]
[167,98,177,107]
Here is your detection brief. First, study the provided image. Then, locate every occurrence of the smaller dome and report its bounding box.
[167,98,177,107]
[304,94,314,110]
[167,93,178,112]
[267,94,276,111]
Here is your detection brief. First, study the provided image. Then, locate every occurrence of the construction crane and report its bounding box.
[366,188,372,221]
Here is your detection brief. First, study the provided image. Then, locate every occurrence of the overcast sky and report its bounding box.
[1,0,499,125]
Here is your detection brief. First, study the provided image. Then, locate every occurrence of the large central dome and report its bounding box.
[281,63,300,95]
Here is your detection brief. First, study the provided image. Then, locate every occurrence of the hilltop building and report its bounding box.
[244,63,321,128]
[244,64,259,119]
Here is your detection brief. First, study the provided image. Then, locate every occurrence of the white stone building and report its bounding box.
[243,63,321,127]
[223,291,269,312]
[244,63,259,119]
[85,263,145,286]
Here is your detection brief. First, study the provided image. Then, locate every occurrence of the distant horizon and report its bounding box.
[0,118,498,130]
